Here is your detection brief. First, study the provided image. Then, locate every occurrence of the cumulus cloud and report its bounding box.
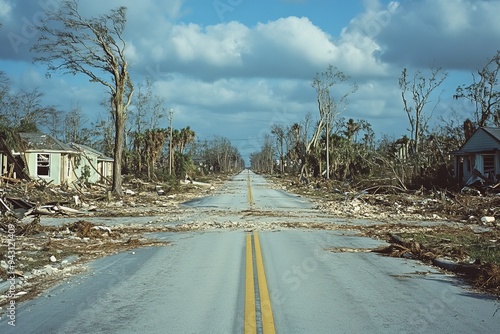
[136,15,389,81]
[374,0,500,69]
[1,0,497,156]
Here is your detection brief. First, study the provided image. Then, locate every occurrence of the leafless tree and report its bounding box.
[304,65,357,179]
[1,88,58,132]
[271,124,285,173]
[399,67,447,155]
[32,0,133,196]
[454,50,500,127]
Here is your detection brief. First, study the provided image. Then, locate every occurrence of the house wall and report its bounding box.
[459,154,474,182]
[74,151,100,183]
[23,152,77,185]
[495,152,500,180]
[462,129,499,151]
[25,152,62,185]
[97,160,113,183]
[61,154,77,185]
[457,152,500,183]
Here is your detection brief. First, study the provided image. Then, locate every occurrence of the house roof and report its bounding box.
[70,143,114,162]
[451,127,500,155]
[19,132,77,153]
[483,127,500,142]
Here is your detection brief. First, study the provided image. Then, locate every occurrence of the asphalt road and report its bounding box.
[1,170,499,333]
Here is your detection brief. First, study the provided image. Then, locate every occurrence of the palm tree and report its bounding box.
[179,126,196,153]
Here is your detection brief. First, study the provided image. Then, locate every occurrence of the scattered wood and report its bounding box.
[32,204,85,216]
[0,216,42,236]
[0,175,22,183]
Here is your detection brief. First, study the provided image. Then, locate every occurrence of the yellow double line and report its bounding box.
[245,232,276,334]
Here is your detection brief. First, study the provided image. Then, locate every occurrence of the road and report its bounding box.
[1,170,499,333]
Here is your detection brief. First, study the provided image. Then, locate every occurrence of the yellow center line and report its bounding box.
[254,232,276,334]
[245,232,276,334]
[245,234,257,334]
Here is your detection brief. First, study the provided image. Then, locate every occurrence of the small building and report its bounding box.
[451,127,500,184]
[1,132,113,186]
[70,143,113,184]
[17,132,79,186]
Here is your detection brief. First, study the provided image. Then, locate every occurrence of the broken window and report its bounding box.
[37,153,50,177]
[483,154,495,179]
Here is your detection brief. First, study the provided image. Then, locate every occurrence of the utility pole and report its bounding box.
[326,112,330,180]
[169,108,174,176]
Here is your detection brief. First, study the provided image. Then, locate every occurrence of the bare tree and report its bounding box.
[271,124,285,173]
[399,67,447,155]
[32,0,133,196]
[454,50,500,127]
[304,65,357,179]
[1,88,58,132]
[61,107,88,143]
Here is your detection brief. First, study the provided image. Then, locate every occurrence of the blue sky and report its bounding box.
[1,0,499,162]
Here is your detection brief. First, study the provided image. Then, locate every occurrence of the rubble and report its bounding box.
[269,174,500,295]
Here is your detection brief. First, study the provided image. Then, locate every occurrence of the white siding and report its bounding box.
[462,129,500,152]
[475,154,483,172]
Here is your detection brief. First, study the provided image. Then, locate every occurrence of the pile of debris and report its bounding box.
[367,226,500,296]
[0,175,221,219]
[274,174,500,224]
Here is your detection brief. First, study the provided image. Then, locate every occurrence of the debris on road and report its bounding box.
[1,170,499,312]
[0,175,226,308]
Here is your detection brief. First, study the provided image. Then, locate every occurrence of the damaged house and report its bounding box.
[452,127,500,185]
[0,132,113,186]
[70,143,113,184]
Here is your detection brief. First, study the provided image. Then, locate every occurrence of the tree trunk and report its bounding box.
[112,97,125,197]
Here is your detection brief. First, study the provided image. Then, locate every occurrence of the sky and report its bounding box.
[1,0,499,163]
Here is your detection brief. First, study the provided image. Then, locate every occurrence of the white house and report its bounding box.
[2,132,113,186]
[16,132,79,186]
[451,127,500,184]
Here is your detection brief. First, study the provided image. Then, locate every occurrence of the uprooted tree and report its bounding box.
[32,0,133,197]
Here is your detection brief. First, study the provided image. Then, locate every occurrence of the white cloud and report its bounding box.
[0,0,12,18]
[2,0,498,157]
[133,15,389,81]
[252,16,337,66]
[375,0,500,69]
[168,21,248,66]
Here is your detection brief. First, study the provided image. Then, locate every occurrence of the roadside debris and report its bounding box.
[0,175,225,308]
[361,223,500,296]
[272,174,499,224]
[0,218,173,306]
